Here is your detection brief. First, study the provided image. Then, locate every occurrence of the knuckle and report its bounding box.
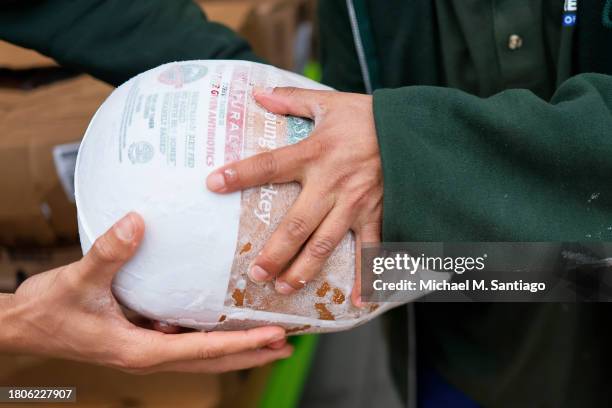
[257,252,283,273]
[334,172,352,189]
[314,100,329,117]
[232,329,265,352]
[256,152,278,179]
[196,345,222,360]
[346,183,376,211]
[285,216,311,241]
[57,262,86,284]
[349,191,369,211]
[308,236,336,260]
[282,87,298,97]
[305,139,325,161]
[238,329,260,347]
[91,236,118,263]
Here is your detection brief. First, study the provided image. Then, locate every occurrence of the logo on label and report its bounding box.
[158,64,208,88]
[128,141,154,164]
[287,116,314,145]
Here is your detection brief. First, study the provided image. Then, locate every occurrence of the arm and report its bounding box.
[373,73,612,242]
[0,0,260,86]
[204,73,612,300]
[0,213,291,373]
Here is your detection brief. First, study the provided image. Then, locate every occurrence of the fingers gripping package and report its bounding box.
[76,60,390,334]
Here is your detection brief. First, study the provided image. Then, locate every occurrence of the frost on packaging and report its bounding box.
[75,60,395,334]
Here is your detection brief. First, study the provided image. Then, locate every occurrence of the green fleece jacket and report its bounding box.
[321,1,612,407]
[2,0,612,406]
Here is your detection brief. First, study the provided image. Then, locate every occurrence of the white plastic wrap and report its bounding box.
[76,60,397,334]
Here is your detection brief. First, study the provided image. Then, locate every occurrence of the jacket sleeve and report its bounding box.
[0,0,260,86]
[372,73,612,242]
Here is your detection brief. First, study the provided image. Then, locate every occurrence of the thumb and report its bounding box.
[253,86,327,119]
[79,212,145,285]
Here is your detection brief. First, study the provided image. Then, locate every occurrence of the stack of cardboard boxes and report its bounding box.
[201,0,307,70]
[0,49,111,291]
[0,1,315,406]
[0,0,314,292]
[0,355,221,408]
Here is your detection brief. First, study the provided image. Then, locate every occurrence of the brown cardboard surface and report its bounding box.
[246,0,300,70]
[0,41,56,69]
[201,1,255,32]
[0,88,24,113]
[0,355,220,408]
[0,245,82,292]
[199,0,304,70]
[219,365,273,408]
[0,0,307,243]
[0,76,113,246]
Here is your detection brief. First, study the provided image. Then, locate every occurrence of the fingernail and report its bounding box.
[207,172,226,191]
[275,280,295,295]
[269,330,286,343]
[223,168,237,182]
[248,265,269,282]
[114,213,135,242]
[264,86,274,94]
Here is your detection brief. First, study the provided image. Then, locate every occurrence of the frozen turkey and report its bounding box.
[76,60,399,333]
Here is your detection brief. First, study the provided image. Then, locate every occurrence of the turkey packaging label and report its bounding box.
[76,60,412,333]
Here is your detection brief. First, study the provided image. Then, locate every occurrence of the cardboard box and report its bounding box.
[0,41,56,69]
[199,0,306,70]
[200,0,255,32]
[0,245,82,292]
[0,0,311,246]
[0,354,273,408]
[0,355,221,408]
[0,12,290,406]
[0,76,112,247]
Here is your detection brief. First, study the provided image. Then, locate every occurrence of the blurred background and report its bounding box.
[0,1,327,407]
